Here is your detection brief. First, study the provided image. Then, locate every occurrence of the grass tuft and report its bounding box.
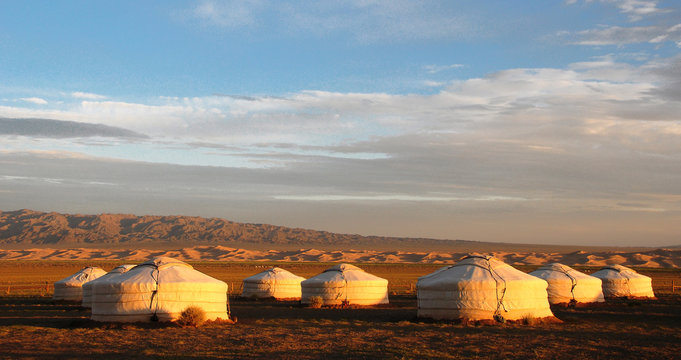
[176,306,207,327]
[308,296,323,308]
[521,314,537,326]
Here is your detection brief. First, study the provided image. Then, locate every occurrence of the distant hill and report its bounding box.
[0,209,467,249]
[0,209,652,252]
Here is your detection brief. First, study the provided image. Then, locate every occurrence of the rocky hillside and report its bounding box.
[0,209,464,247]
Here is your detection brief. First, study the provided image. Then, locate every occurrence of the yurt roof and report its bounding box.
[108,264,136,274]
[304,263,387,284]
[450,255,509,272]
[592,264,650,280]
[110,257,225,286]
[55,267,107,286]
[418,255,544,287]
[134,257,193,270]
[538,263,574,273]
[600,264,637,273]
[530,263,599,282]
[243,267,306,282]
[324,263,363,273]
[85,265,135,284]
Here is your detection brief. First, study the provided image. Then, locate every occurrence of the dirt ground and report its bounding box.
[0,262,680,359]
[1,295,680,359]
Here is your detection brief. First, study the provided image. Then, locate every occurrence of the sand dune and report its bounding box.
[0,246,679,267]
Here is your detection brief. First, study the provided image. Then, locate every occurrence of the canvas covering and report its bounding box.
[53,267,107,302]
[301,264,389,305]
[82,265,135,308]
[529,263,605,304]
[90,257,229,322]
[417,255,555,321]
[591,264,655,298]
[241,267,306,299]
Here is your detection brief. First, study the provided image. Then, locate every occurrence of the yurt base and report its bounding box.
[303,301,394,309]
[52,299,87,305]
[418,309,561,325]
[417,314,562,326]
[240,296,301,302]
[604,295,658,302]
[68,316,235,329]
[548,301,608,308]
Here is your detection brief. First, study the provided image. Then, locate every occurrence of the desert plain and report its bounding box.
[0,260,680,359]
[1,210,681,358]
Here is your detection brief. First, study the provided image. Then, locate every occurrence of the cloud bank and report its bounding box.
[1,55,680,246]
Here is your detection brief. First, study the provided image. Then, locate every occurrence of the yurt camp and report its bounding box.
[81,264,135,308]
[241,267,306,300]
[301,264,389,306]
[591,264,655,299]
[417,255,556,322]
[90,257,229,322]
[53,266,107,302]
[529,263,605,305]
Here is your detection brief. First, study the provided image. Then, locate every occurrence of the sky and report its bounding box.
[1,0,680,247]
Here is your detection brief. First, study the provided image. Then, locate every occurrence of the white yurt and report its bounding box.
[241,267,306,300]
[90,257,229,322]
[301,264,389,306]
[81,264,135,308]
[417,255,555,322]
[591,264,655,299]
[53,267,107,302]
[529,263,605,305]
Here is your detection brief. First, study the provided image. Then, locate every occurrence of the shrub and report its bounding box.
[521,314,537,326]
[176,306,207,327]
[308,296,324,308]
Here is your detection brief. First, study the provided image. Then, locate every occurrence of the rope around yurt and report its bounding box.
[603,265,631,289]
[225,290,231,318]
[149,267,160,322]
[331,269,349,305]
[554,265,578,302]
[452,255,508,323]
[83,267,93,281]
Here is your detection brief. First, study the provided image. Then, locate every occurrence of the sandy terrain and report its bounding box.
[0,245,679,267]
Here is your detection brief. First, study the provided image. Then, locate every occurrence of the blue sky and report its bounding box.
[1,0,680,246]
[2,0,676,97]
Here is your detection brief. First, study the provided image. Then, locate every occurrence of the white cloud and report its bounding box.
[608,0,671,21]
[192,0,264,28]
[423,64,464,74]
[571,23,681,45]
[2,56,680,173]
[423,80,446,87]
[188,0,478,43]
[19,97,47,105]
[71,91,107,100]
[564,0,679,46]
[2,56,679,150]
[569,0,671,21]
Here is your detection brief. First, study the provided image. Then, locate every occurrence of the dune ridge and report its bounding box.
[0,246,679,267]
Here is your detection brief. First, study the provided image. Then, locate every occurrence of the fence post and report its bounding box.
[673,280,675,293]
[6,281,10,295]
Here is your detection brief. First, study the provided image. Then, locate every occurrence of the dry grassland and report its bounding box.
[0,261,680,359]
